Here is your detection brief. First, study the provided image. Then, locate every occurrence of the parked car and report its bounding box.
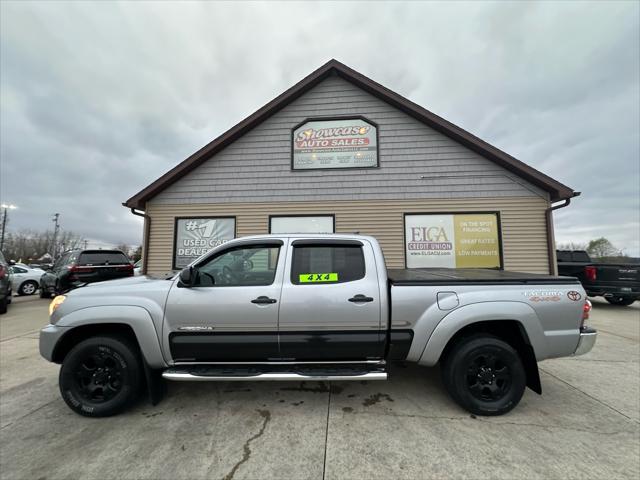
[557,250,639,306]
[0,251,12,314]
[40,234,596,417]
[30,263,53,271]
[10,264,44,296]
[40,249,134,297]
[133,259,143,276]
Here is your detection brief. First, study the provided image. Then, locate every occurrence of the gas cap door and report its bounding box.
[437,291,459,310]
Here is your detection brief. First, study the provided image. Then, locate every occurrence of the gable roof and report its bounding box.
[124,59,576,210]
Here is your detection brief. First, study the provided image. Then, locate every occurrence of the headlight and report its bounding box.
[49,295,66,316]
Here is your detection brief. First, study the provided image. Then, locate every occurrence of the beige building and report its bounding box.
[124,60,577,276]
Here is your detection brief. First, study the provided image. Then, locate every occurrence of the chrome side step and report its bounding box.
[163,371,387,382]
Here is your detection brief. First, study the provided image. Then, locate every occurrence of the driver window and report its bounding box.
[195,245,280,287]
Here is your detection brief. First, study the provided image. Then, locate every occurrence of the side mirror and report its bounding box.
[179,266,194,287]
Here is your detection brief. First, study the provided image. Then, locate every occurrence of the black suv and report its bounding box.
[40,249,133,298]
[0,250,12,314]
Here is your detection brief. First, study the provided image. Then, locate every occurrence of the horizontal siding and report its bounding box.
[145,197,551,276]
[150,75,548,205]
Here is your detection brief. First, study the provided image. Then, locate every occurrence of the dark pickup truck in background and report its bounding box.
[557,250,639,306]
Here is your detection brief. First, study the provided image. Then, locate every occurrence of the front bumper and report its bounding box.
[39,324,69,362]
[574,327,597,356]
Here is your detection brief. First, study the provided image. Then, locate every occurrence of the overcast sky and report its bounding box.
[1,1,639,254]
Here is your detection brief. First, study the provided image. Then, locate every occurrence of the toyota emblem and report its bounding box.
[567,291,582,301]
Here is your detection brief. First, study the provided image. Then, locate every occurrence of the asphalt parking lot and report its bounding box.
[0,295,638,480]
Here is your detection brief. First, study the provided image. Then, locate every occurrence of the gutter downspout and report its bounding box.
[546,192,581,275]
[129,207,151,275]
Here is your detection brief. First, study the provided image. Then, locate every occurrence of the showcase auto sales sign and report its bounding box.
[292,118,378,169]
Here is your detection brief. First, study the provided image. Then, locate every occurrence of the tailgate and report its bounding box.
[596,265,640,286]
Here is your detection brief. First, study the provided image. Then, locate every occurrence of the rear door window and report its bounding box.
[572,251,591,262]
[78,252,129,266]
[291,244,365,285]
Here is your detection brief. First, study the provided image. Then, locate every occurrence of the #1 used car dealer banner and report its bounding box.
[173,217,235,269]
[405,213,501,268]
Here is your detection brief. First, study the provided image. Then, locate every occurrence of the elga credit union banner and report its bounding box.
[405,214,501,268]
[292,118,377,169]
[174,217,235,269]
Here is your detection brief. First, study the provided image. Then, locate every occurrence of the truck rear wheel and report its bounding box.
[605,296,636,306]
[442,335,526,416]
[59,336,142,417]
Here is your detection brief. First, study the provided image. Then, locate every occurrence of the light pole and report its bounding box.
[52,213,60,259]
[0,203,17,252]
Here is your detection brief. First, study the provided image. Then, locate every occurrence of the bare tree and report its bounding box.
[131,245,142,262]
[556,241,588,251]
[2,229,82,262]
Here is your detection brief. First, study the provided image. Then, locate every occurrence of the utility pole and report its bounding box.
[0,204,17,252]
[52,213,60,259]
[83,240,88,250]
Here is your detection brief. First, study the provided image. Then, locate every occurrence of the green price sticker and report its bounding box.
[299,273,339,283]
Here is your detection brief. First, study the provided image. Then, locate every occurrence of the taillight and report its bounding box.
[117,264,134,275]
[67,264,95,279]
[581,299,592,328]
[584,266,597,282]
[0,265,5,279]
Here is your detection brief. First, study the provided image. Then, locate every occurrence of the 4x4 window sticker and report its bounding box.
[298,272,339,283]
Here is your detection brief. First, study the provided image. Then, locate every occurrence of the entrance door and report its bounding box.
[164,240,285,362]
[278,239,384,360]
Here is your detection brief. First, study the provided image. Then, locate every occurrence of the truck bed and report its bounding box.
[387,268,581,286]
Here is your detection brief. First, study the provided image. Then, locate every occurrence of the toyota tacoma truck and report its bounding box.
[557,250,639,306]
[40,234,596,417]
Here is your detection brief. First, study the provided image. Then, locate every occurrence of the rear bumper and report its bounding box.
[586,286,639,299]
[573,327,597,356]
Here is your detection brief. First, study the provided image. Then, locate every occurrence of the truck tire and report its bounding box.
[18,280,38,296]
[0,297,7,315]
[442,335,526,416]
[59,336,142,417]
[605,296,636,306]
[39,285,52,299]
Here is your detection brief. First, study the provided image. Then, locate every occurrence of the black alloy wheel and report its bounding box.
[465,352,512,402]
[442,335,526,416]
[74,349,125,403]
[59,336,142,417]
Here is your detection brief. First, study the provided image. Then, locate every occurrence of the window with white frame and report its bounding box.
[269,216,334,234]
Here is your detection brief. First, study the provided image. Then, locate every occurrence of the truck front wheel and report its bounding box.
[59,336,142,417]
[442,335,526,416]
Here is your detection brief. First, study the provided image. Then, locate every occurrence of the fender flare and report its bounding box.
[418,301,547,366]
[55,305,166,368]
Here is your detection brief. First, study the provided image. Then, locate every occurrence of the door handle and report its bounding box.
[251,296,277,305]
[348,294,374,303]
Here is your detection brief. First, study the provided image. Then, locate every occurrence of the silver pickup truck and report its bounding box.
[39,234,596,417]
